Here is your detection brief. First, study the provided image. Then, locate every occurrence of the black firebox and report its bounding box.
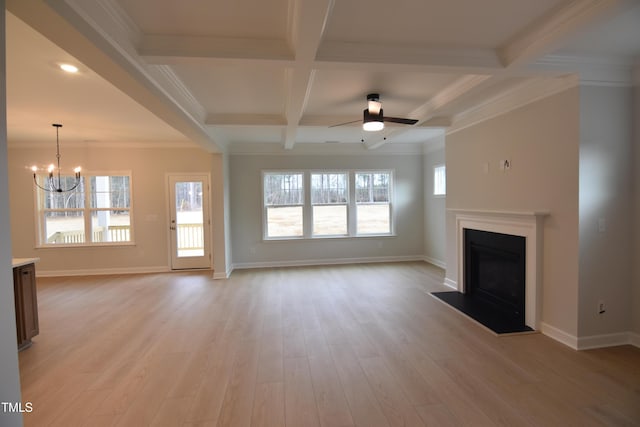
[464,228,526,323]
[432,228,530,334]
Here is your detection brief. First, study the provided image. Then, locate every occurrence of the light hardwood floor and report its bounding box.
[18,262,640,426]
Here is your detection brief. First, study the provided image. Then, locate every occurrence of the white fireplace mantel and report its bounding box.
[448,208,549,330]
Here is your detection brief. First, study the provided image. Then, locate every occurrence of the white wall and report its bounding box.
[423,140,446,268]
[445,88,581,336]
[229,152,425,267]
[0,3,25,425]
[578,85,634,337]
[211,153,230,278]
[8,145,227,276]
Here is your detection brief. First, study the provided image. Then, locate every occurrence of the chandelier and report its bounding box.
[31,124,81,193]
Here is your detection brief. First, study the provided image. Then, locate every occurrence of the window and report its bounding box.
[311,172,348,236]
[434,165,446,196]
[263,170,393,240]
[263,172,304,238]
[355,172,391,234]
[35,173,133,246]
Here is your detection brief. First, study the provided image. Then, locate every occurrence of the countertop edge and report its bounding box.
[12,258,40,268]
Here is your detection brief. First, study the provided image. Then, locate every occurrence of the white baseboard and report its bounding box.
[577,332,634,350]
[540,323,640,350]
[540,322,578,350]
[37,266,171,277]
[443,277,457,290]
[423,256,446,269]
[213,269,231,280]
[232,255,424,271]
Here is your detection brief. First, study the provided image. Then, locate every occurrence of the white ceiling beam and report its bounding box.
[139,35,294,64]
[299,115,360,127]
[364,75,491,149]
[499,0,623,68]
[317,41,503,72]
[283,0,335,149]
[206,114,287,127]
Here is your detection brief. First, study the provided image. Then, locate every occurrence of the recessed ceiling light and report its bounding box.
[59,63,79,73]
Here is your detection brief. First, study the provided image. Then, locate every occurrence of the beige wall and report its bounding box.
[578,85,634,337]
[423,141,446,268]
[8,145,226,276]
[445,88,581,335]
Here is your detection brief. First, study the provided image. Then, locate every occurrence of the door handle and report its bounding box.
[170,226,176,230]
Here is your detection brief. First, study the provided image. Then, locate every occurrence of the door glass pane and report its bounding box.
[175,181,204,257]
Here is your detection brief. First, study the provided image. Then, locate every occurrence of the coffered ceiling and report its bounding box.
[5,0,640,153]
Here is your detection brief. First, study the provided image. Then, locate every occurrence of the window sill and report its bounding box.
[35,242,136,249]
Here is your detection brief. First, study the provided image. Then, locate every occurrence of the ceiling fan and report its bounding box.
[330,93,418,131]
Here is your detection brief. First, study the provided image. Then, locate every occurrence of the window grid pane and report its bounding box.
[313,205,348,236]
[267,206,303,237]
[311,173,348,205]
[356,172,390,203]
[264,173,304,206]
[434,165,446,195]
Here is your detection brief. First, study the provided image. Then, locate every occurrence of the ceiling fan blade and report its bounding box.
[384,117,418,125]
[329,119,361,128]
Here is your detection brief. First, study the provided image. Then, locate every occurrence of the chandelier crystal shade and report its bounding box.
[32,124,81,193]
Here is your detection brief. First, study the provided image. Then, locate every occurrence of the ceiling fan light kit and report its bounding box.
[363,108,384,131]
[331,93,418,134]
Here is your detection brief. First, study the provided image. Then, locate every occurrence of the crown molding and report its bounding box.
[66,0,141,47]
[531,53,635,86]
[8,140,200,150]
[151,65,206,121]
[448,75,579,135]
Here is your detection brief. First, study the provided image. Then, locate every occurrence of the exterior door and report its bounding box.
[168,174,211,269]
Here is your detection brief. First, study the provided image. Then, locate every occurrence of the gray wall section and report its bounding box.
[0,3,25,425]
[230,154,424,266]
[578,85,634,337]
[423,143,446,267]
[634,84,640,336]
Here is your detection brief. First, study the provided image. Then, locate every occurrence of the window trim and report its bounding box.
[262,169,395,241]
[433,164,446,197]
[262,170,306,240]
[33,170,135,248]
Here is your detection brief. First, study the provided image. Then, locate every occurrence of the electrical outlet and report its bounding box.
[598,301,606,315]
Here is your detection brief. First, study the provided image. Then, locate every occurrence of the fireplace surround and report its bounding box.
[448,209,548,331]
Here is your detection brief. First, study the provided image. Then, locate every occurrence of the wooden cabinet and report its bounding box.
[13,263,39,351]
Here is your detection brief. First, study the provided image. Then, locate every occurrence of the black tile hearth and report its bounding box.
[431,291,533,334]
